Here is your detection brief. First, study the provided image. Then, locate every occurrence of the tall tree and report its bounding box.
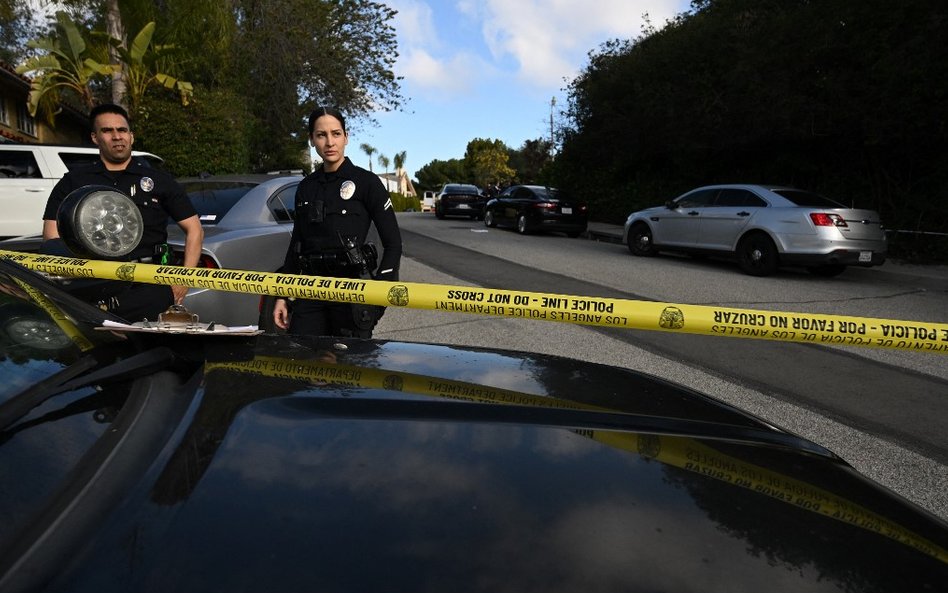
[360,143,377,171]
[0,0,43,65]
[377,153,390,176]
[393,150,407,174]
[234,0,404,171]
[464,138,515,188]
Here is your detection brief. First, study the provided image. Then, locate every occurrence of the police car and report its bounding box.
[0,188,945,591]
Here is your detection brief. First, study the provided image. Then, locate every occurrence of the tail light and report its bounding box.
[810,213,848,228]
[172,249,219,268]
[532,203,556,210]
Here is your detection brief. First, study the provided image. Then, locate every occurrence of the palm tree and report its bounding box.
[360,143,376,172]
[393,150,407,174]
[378,154,390,176]
[393,151,407,194]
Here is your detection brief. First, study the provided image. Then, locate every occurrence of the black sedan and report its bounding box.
[0,255,946,592]
[484,184,588,236]
[434,183,485,220]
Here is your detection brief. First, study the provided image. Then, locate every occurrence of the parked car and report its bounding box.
[166,174,302,326]
[434,183,485,219]
[0,256,946,592]
[623,184,887,277]
[421,191,436,212]
[0,144,163,240]
[484,184,588,237]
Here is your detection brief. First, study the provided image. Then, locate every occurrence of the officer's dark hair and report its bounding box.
[89,103,131,131]
[308,106,346,135]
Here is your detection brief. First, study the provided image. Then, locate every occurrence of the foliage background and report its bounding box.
[550,0,947,259]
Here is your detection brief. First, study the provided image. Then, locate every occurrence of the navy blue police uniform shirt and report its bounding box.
[43,157,197,261]
[284,156,402,279]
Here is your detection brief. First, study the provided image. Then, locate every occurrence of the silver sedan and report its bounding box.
[623,184,887,277]
[166,174,302,326]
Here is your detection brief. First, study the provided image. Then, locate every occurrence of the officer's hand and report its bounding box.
[273,298,290,330]
[172,284,189,304]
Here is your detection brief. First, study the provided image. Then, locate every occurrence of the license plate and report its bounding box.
[859,251,873,262]
[561,207,572,214]
[458,204,470,209]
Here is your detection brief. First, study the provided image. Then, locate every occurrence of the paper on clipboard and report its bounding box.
[97,319,263,336]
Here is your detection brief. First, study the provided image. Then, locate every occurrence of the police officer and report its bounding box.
[42,103,204,321]
[273,106,402,338]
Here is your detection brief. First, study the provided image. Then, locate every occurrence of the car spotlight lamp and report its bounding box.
[57,186,143,259]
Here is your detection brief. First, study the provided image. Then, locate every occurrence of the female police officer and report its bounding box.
[273,107,402,337]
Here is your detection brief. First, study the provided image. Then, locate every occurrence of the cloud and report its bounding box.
[390,0,686,92]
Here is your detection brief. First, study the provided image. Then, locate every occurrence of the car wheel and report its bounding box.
[807,264,847,278]
[516,214,530,235]
[737,233,779,276]
[484,210,496,227]
[627,223,657,256]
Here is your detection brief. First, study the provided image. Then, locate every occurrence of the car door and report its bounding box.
[694,188,767,250]
[0,149,54,239]
[652,188,716,247]
[493,186,518,224]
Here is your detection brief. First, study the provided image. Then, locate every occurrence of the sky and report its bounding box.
[352,0,693,179]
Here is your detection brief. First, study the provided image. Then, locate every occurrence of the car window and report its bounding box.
[771,189,846,208]
[58,151,103,171]
[514,187,535,199]
[716,188,767,207]
[676,189,717,208]
[268,183,299,222]
[181,181,259,224]
[0,150,42,178]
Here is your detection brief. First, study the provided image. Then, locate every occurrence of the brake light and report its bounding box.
[172,250,219,268]
[532,203,556,209]
[198,254,219,268]
[809,213,848,228]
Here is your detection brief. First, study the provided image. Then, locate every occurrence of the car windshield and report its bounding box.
[771,189,847,208]
[181,181,258,224]
[445,185,479,194]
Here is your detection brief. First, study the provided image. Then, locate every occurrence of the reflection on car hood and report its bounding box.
[0,260,946,592]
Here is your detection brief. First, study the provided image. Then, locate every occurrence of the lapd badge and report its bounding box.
[140,177,155,192]
[387,285,409,307]
[637,434,661,459]
[659,306,685,329]
[383,374,405,391]
[340,180,355,200]
[116,263,136,281]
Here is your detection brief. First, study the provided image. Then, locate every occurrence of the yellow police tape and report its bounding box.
[206,355,948,564]
[1,249,946,354]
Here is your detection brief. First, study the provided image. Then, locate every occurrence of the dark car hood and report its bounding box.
[0,259,946,592]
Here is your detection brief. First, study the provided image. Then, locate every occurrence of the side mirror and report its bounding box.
[665,200,678,209]
[56,186,143,259]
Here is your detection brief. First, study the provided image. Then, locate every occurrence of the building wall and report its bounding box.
[0,62,87,145]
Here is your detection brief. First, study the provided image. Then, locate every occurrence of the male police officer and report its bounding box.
[42,103,203,321]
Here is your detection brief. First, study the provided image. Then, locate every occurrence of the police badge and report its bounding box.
[340,180,355,200]
[140,177,155,192]
[659,306,685,329]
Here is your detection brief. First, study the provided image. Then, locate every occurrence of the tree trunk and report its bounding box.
[106,0,127,107]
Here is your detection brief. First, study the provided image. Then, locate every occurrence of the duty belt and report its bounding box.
[298,251,362,276]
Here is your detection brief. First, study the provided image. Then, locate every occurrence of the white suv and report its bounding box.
[0,144,163,239]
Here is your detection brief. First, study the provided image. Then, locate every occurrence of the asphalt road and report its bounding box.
[375,212,948,521]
